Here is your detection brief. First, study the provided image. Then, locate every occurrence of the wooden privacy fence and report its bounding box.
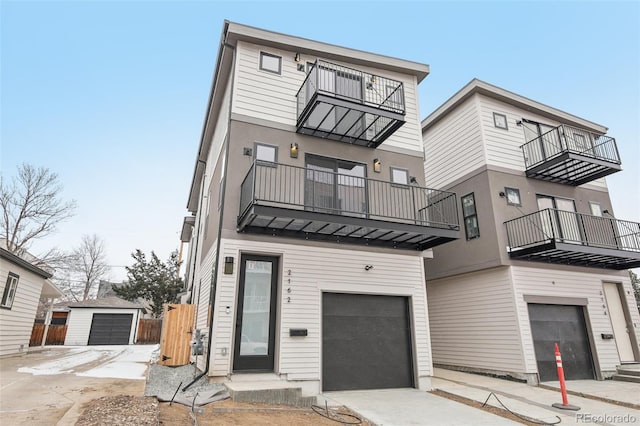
[159,304,195,366]
[137,319,162,344]
[29,324,67,346]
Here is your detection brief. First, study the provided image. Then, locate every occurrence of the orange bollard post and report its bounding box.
[551,342,580,411]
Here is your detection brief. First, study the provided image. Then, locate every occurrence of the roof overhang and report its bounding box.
[0,247,53,279]
[41,280,64,299]
[422,79,608,134]
[180,216,196,242]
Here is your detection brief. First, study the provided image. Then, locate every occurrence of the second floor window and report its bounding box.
[255,143,277,164]
[390,167,409,185]
[259,52,281,75]
[461,193,479,240]
[1,273,19,309]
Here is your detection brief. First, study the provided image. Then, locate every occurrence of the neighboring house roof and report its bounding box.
[187,21,431,212]
[0,247,53,279]
[65,296,144,309]
[421,78,608,134]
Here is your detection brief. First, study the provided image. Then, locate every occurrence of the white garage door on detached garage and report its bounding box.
[322,292,414,391]
[64,296,144,346]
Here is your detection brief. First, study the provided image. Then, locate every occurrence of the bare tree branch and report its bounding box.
[0,163,76,253]
[74,234,109,300]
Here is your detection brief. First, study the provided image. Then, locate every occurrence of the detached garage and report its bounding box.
[64,296,143,346]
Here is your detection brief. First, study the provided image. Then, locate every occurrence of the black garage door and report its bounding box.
[322,293,413,391]
[528,304,595,381]
[88,313,133,345]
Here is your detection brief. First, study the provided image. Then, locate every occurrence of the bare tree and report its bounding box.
[1,163,76,254]
[74,234,109,301]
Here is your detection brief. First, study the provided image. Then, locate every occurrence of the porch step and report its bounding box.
[224,381,316,407]
[616,364,640,377]
[613,374,640,384]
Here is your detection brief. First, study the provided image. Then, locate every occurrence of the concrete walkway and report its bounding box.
[433,368,640,426]
[321,388,518,425]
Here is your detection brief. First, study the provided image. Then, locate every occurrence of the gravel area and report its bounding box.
[76,395,158,426]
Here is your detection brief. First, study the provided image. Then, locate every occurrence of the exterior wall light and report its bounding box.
[373,158,381,173]
[224,256,234,275]
[290,143,299,158]
[364,265,374,271]
[294,52,301,62]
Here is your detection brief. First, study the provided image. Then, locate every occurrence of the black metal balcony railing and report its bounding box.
[295,60,406,148]
[505,208,640,269]
[238,161,460,250]
[521,124,621,186]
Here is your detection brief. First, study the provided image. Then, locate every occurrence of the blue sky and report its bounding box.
[2,1,638,281]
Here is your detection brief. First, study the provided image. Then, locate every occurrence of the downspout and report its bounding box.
[189,160,207,301]
[183,36,236,392]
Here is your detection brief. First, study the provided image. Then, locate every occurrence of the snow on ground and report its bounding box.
[18,345,158,380]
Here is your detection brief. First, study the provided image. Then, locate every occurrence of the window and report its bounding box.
[390,167,409,185]
[461,193,479,240]
[590,202,603,217]
[493,112,508,130]
[259,52,281,75]
[1,273,19,309]
[505,187,521,206]
[255,143,277,164]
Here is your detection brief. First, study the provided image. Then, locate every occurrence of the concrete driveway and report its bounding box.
[321,388,518,425]
[0,345,156,425]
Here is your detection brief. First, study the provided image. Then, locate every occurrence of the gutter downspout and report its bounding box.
[183,32,236,392]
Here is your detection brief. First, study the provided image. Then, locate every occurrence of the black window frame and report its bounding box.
[493,112,508,130]
[461,193,480,240]
[1,272,19,310]
[505,187,522,207]
[259,52,282,75]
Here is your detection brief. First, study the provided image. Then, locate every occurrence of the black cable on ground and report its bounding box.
[190,392,199,426]
[482,392,561,425]
[169,381,183,406]
[311,401,362,425]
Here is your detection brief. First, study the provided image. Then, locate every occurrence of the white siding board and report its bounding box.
[0,266,44,357]
[232,41,423,154]
[427,267,526,372]
[510,266,640,375]
[208,238,431,384]
[423,97,484,189]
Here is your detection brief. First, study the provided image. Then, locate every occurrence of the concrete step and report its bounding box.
[612,374,640,384]
[616,364,640,377]
[225,381,316,407]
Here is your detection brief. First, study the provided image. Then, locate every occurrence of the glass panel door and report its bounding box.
[337,161,366,217]
[233,255,278,371]
[305,156,336,213]
[555,198,582,243]
[537,196,558,240]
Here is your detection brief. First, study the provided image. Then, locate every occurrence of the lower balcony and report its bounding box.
[505,209,640,270]
[238,161,460,250]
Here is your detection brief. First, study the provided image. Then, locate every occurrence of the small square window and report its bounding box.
[390,167,409,185]
[259,52,281,75]
[589,202,602,217]
[505,187,521,206]
[255,143,277,164]
[1,273,19,309]
[493,112,508,130]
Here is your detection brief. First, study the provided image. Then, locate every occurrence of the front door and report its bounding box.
[603,282,636,363]
[233,255,279,371]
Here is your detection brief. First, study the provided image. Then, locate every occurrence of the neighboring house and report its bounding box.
[0,247,63,357]
[422,79,640,384]
[179,21,460,395]
[64,296,144,345]
[97,279,120,298]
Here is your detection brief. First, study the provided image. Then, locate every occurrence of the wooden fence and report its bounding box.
[136,319,162,344]
[29,324,67,346]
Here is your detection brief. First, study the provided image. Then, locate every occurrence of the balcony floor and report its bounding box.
[238,204,459,251]
[525,151,622,186]
[508,240,640,270]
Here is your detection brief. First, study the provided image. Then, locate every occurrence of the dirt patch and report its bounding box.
[430,389,550,426]
[76,395,158,426]
[159,399,371,425]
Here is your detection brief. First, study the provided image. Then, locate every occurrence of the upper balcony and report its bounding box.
[521,124,621,186]
[238,161,460,250]
[505,208,640,270]
[296,60,406,148]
